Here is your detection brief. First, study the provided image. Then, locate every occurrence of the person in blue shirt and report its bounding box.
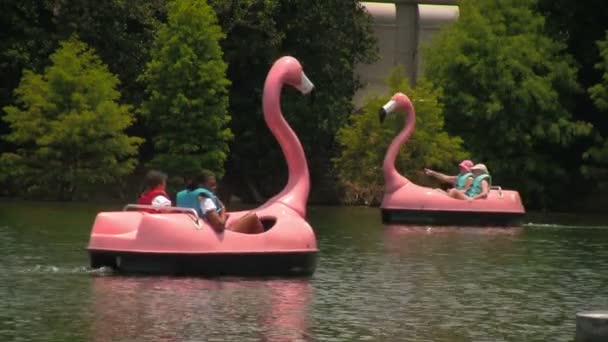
[176,170,263,234]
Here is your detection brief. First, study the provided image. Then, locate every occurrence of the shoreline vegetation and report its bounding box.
[1,0,607,212]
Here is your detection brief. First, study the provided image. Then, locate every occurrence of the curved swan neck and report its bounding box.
[262,67,310,217]
[383,99,415,193]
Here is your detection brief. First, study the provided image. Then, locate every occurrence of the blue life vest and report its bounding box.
[176,188,221,218]
[466,174,492,197]
[456,172,473,190]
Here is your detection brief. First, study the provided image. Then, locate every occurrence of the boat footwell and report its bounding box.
[381,209,524,227]
[89,250,318,276]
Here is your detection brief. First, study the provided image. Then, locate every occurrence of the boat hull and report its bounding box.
[89,250,317,276]
[86,204,318,276]
[381,208,524,226]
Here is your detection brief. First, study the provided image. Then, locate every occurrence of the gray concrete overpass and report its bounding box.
[354,0,459,106]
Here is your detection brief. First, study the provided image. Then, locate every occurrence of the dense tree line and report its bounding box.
[423,0,608,210]
[0,0,378,203]
[1,0,607,211]
[209,0,378,203]
[537,0,608,201]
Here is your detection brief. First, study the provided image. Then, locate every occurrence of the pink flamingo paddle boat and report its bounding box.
[87,56,318,275]
[378,93,526,226]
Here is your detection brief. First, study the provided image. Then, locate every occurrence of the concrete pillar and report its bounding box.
[355,1,459,107]
[354,2,397,106]
[394,2,418,84]
[576,311,608,342]
[414,4,459,82]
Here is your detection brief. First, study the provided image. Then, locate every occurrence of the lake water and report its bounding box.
[1,200,608,341]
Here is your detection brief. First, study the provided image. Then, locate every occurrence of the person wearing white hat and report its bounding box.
[448,163,491,200]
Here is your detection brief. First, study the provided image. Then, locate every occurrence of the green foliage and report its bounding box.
[0,0,166,102]
[209,0,377,202]
[0,1,56,104]
[50,0,167,106]
[423,0,592,209]
[583,32,608,186]
[538,0,608,109]
[0,0,166,133]
[334,66,469,205]
[208,0,283,198]
[1,37,142,200]
[276,0,378,201]
[589,32,608,111]
[140,0,231,178]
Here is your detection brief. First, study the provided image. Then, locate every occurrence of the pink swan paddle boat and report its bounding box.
[87,56,318,275]
[378,92,526,226]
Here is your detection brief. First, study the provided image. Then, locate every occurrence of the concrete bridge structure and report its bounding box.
[354,0,459,106]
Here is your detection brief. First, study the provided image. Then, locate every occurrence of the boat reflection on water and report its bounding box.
[382,224,524,258]
[89,275,313,341]
[383,224,524,235]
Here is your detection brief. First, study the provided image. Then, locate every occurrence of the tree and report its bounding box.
[275,0,377,203]
[423,0,592,209]
[0,0,166,103]
[585,31,608,188]
[0,1,57,156]
[209,0,377,203]
[538,0,608,207]
[538,0,608,124]
[334,66,469,205]
[1,37,142,200]
[50,0,167,106]
[590,32,608,112]
[0,1,166,153]
[139,0,231,179]
[208,0,283,201]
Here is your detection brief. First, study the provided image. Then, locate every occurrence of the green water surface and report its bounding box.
[1,200,608,341]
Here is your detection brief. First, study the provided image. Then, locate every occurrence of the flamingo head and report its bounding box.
[275,56,315,95]
[378,92,412,123]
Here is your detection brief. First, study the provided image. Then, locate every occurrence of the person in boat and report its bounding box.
[137,170,172,207]
[424,159,474,193]
[176,170,264,234]
[448,163,491,200]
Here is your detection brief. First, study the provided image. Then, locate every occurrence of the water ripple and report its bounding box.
[2,205,608,341]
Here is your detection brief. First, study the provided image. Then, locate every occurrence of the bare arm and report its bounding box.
[462,177,473,192]
[470,180,490,200]
[424,169,457,185]
[217,198,228,219]
[206,210,227,231]
[199,195,229,231]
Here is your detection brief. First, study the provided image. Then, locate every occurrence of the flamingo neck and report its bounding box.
[261,73,309,217]
[383,103,415,193]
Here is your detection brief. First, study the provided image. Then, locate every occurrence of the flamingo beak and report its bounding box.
[379,100,396,123]
[295,72,314,95]
[378,108,387,123]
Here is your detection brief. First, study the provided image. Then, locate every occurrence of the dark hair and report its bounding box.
[186,169,216,191]
[144,170,167,190]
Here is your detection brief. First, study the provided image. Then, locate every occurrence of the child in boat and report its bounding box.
[424,159,474,193]
[176,170,264,234]
[448,163,491,200]
[137,170,172,207]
